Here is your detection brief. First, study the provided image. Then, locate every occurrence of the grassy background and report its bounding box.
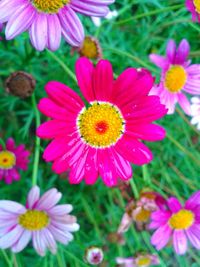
[0,0,200,266]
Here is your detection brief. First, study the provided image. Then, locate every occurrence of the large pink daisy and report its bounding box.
[0,186,79,256]
[0,138,30,184]
[149,39,200,115]
[37,57,167,187]
[150,191,200,255]
[0,0,114,51]
[186,0,200,22]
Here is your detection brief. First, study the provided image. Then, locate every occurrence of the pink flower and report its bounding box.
[118,191,166,233]
[0,0,114,51]
[149,39,200,115]
[84,246,104,265]
[0,138,30,184]
[0,186,79,256]
[150,191,200,255]
[116,254,160,267]
[186,0,200,22]
[191,97,200,130]
[37,57,167,187]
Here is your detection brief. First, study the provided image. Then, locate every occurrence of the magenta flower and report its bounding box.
[191,97,200,130]
[116,254,160,267]
[0,186,79,256]
[0,0,114,51]
[0,138,30,184]
[37,58,167,187]
[186,0,200,22]
[150,39,200,115]
[150,191,200,255]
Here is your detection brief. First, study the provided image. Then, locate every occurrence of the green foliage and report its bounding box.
[0,0,200,266]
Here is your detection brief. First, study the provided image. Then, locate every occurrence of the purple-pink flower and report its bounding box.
[186,0,200,22]
[116,254,160,267]
[150,191,200,255]
[0,0,114,51]
[0,138,30,184]
[0,186,79,256]
[150,39,200,115]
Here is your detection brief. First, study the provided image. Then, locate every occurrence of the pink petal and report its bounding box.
[177,93,191,115]
[166,39,176,62]
[26,186,40,209]
[186,225,200,249]
[149,54,168,69]
[167,197,182,213]
[46,14,61,51]
[84,147,98,185]
[173,230,187,255]
[75,57,95,102]
[11,230,32,253]
[151,224,172,250]
[175,39,190,64]
[36,189,62,210]
[0,225,24,249]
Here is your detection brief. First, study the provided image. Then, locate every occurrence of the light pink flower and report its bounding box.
[37,57,167,187]
[150,191,200,255]
[116,254,160,267]
[190,97,200,130]
[0,138,30,184]
[186,0,200,22]
[0,0,114,51]
[0,186,79,256]
[84,246,104,265]
[150,39,200,115]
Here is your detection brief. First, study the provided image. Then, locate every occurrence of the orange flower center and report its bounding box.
[169,209,194,230]
[77,102,125,148]
[0,151,16,169]
[19,210,49,231]
[194,0,200,14]
[79,36,101,60]
[32,0,70,13]
[164,65,187,93]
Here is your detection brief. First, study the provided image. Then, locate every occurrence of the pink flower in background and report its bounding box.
[150,191,200,255]
[150,39,200,115]
[37,57,167,187]
[0,186,79,256]
[0,0,114,51]
[116,254,160,267]
[84,246,104,265]
[190,97,200,130]
[0,138,30,184]
[186,0,200,22]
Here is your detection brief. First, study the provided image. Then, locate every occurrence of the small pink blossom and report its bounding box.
[116,253,160,267]
[150,39,200,115]
[0,138,30,184]
[150,191,200,255]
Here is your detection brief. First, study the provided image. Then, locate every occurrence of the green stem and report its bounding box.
[130,179,139,199]
[0,138,5,149]
[166,133,200,166]
[115,4,185,25]
[47,50,77,83]
[1,250,13,267]
[31,93,41,186]
[103,46,158,72]
[142,165,151,185]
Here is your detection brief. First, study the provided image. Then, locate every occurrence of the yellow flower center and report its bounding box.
[32,0,69,13]
[0,151,16,169]
[77,102,125,148]
[19,210,49,231]
[194,0,200,14]
[136,257,151,267]
[164,65,187,93]
[169,209,194,230]
[135,208,151,222]
[79,36,100,60]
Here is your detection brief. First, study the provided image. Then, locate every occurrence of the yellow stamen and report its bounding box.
[32,0,69,13]
[79,36,101,60]
[77,102,125,148]
[19,210,49,231]
[194,0,200,14]
[164,65,187,93]
[136,256,151,267]
[0,151,16,169]
[135,208,151,222]
[169,209,194,230]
